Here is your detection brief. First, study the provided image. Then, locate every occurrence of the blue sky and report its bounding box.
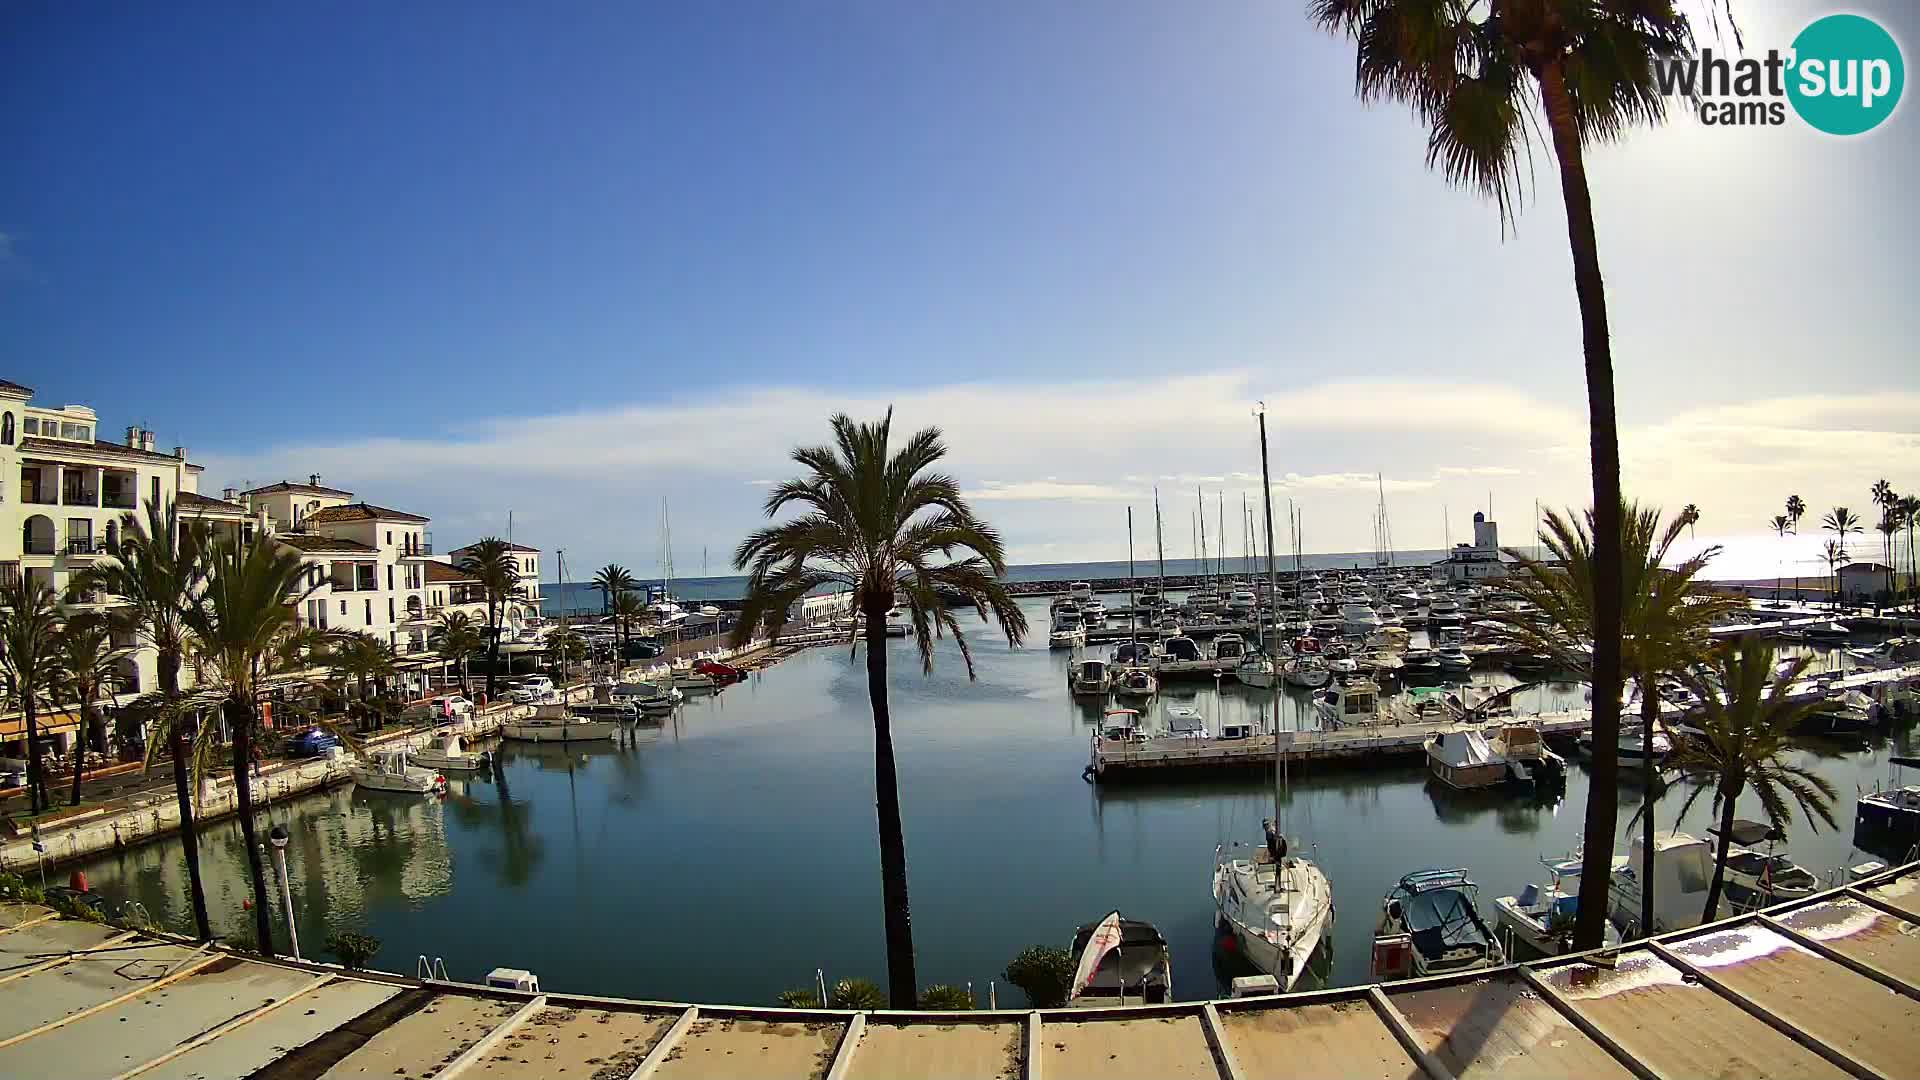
[4,1,1915,574]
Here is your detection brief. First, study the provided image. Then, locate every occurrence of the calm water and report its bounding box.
[75,595,1911,1005]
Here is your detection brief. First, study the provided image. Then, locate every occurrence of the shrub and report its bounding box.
[1004,946,1074,1008]
[918,984,974,1010]
[326,930,381,969]
[827,977,886,1009]
[777,988,821,1008]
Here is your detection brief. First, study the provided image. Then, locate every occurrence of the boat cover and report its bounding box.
[1428,729,1496,767]
[1403,887,1491,957]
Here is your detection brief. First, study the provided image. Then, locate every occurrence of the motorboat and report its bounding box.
[670,658,717,690]
[1711,820,1820,911]
[1493,857,1593,958]
[1364,626,1410,654]
[1166,706,1209,740]
[1607,832,1723,934]
[1847,637,1920,670]
[613,679,681,713]
[1434,645,1473,674]
[1228,589,1258,616]
[1797,690,1875,737]
[697,604,721,618]
[1234,653,1278,689]
[1489,723,1566,788]
[1340,602,1383,636]
[1285,656,1331,690]
[1069,581,1094,602]
[883,606,911,638]
[1069,658,1113,698]
[1066,912,1172,1007]
[1049,609,1088,650]
[1372,869,1504,980]
[1212,633,1249,662]
[501,705,618,743]
[1114,666,1158,700]
[1315,679,1381,728]
[1400,647,1441,680]
[1152,635,1216,677]
[1580,721,1672,766]
[350,751,447,795]
[1081,599,1107,627]
[1213,820,1332,992]
[1425,728,1509,790]
[1803,620,1852,642]
[1855,755,1920,852]
[1110,641,1151,667]
[410,732,489,773]
[1100,709,1148,746]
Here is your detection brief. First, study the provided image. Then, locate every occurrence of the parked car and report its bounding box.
[286,728,344,758]
[402,695,476,724]
[508,676,556,704]
[694,659,746,682]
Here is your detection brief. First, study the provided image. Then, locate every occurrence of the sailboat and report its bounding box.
[1212,403,1333,992]
[651,500,687,625]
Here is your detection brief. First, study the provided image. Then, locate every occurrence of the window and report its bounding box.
[386,530,392,545]
[150,476,160,508]
[20,417,35,435]
[339,599,347,615]
[388,598,395,622]
[387,565,394,590]
[0,413,12,445]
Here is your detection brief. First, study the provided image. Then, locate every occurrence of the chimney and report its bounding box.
[125,425,141,448]
[141,431,156,452]
[310,473,322,488]
[222,487,238,502]
[173,445,187,460]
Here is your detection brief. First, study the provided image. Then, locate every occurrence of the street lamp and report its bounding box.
[268,824,300,960]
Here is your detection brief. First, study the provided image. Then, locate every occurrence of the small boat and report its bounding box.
[1400,647,1441,680]
[1493,856,1592,958]
[1284,656,1331,689]
[1066,912,1173,1007]
[1580,721,1672,766]
[698,604,721,617]
[1315,678,1381,728]
[614,680,681,713]
[1049,613,1088,651]
[500,705,618,743]
[1069,658,1113,698]
[1847,637,1920,670]
[1213,820,1333,992]
[1166,706,1209,739]
[670,658,717,690]
[1372,869,1504,980]
[1855,755,1920,851]
[1607,832,1722,934]
[410,732,490,773]
[1069,581,1094,602]
[1425,728,1509,790]
[1114,666,1158,700]
[1212,633,1249,662]
[1081,599,1107,627]
[1152,635,1215,676]
[351,751,447,795]
[1234,652,1278,689]
[1797,690,1875,737]
[1489,722,1566,787]
[883,606,911,637]
[1803,620,1852,642]
[1712,819,1820,911]
[1434,645,1473,674]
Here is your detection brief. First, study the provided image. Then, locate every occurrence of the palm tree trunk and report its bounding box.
[23,699,44,814]
[161,650,214,942]
[1702,775,1743,924]
[1639,686,1658,938]
[1538,59,1626,952]
[70,695,94,807]
[485,603,502,701]
[863,593,917,1005]
[226,695,276,956]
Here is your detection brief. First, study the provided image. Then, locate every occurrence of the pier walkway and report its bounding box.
[0,861,1914,1079]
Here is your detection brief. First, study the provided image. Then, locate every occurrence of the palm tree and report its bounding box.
[1876,507,1901,603]
[1674,640,1836,922]
[459,539,520,700]
[0,576,62,812]
[1786,495,1807,601]
[732,411,1029,1004]
[1308,0,1698,942]
[1680,504,1701,541]
[73,499,215,941]
[47,611,136,806]
[1822,540,1850,610]
[610,590,648,664]
[1822,507,1861,609]
[592,564,635,616]
[1901,495,1920,604]
[430,611,483,695]
[1492,502,1737,940]
[183,534,324,957]
[331,632,399,729]
[546,625,586,683]
[1768,514,1791,602]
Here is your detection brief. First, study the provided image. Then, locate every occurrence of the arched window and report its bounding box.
[1,413,13,445]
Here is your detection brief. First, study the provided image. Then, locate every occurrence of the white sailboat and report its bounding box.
[1213,403,1333,992]
[501,704,618,743]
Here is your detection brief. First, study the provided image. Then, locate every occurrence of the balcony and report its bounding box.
[0,563,18,589]
[22,490,57,506]
[102,488,137,510]
[62,488,99,507]
[65,537,102,558]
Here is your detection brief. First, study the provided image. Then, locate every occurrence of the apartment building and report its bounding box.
[434,541,544,630]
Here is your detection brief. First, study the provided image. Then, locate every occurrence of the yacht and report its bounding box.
[1069,581,1094,602]
[1315,678,1381,727]
[1285,655,1331,690]
[1796,690,1875,737]
[1152,635,1214,676]
[1427,722,1565,790]
[1581,721,1673,766]
[501,705,619,743]
[1213,820,1333,992]
[1065,913,1173,1007]
[1069,658,1113,698]
[1434,645,1473,674]
[1081,599,1107,627]
[1234,652,1278,689]
[1372,869,1504,980]
[1713,820,1820,910]
[614,679,681,713]
[1211,633,1249,662]
[884,606,911,638]
[1049,609,1088,650]
[1493,857,1593,958]
[1340,602,1383,636]
[670,658,717,690]
[1166,706,1209,739]
[350,751,447,795]
[1855,755,1920,851]
[1228,589,1258,617]
[410,732,490,773]
[1114,666,1158,700]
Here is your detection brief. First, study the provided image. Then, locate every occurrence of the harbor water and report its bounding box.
[73,595,1911,1005]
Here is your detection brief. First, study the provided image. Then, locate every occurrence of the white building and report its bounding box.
[1437,512,1508,583]
[1,381,213,764]
[435,541,543,630]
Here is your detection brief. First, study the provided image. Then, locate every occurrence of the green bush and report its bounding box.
[827,977,886,1009]
[1005,946,1074,1008]
[326,930,382,969]
[776,988,821,1008]
[918,984,974,1010]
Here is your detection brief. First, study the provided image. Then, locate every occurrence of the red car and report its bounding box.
[694,659,746,682]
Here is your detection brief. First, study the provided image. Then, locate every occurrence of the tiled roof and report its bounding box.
[426,561,478,583]
[274,534,377,554]
[175,490,249,516]
[241,480,357,498]
[452,541,540,553]
[18,436,204,469]
[303,502,430,525]
[0,379,31,397]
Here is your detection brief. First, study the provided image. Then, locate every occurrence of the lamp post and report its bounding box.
[268,824,300,960]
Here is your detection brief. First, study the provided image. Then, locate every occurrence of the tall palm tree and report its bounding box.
[1674,640,1835,922]
[592,564,635,616]
[47,611,136,806]
[430,611,483,695]
[183,535,323,956]
[1901,495,1920,604]
[732,411,1028,1004]
[459,539,519,700]
[1767,514,1791,602]
[1786,495,1807,601]
[327,632,398,729]
[610,590,648,664]
[73,499,215,941]
[1823,507,1861,609]
[1822,540,1850,610]
[1876,507,1901,602]
[1308,0,1699,941]
[0,576,62,812]
[1680,504,1701,541]
[1491,502,1737,940]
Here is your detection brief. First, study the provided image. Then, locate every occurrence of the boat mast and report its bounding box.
[1217,492,1226,588]
[1256,404,1282,823]
[1127,508,1137,656]
[1154,487,1166,593]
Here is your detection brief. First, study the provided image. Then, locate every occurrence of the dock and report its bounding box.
[0,860,1915,1079]
[1088,711,1593,781]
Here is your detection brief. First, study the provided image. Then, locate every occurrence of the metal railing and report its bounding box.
[65,538,101,556]
[21,491,58,505]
